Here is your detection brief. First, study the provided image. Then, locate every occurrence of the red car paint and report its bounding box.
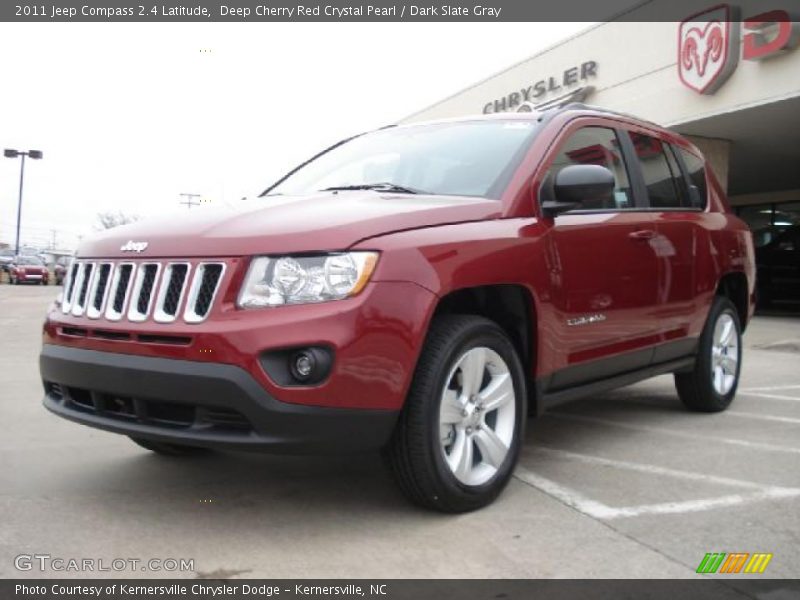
[42,108,755,418]
[10,260,49,284]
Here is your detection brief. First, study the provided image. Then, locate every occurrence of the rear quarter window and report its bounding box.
[627,132,685,209]
[676,147,708,209]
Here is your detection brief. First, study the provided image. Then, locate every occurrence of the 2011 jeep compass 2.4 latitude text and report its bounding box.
[40,105,755,512]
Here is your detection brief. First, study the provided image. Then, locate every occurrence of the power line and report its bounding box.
[179,192,201,209]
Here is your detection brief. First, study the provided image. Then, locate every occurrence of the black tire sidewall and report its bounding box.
[422,320,527,502]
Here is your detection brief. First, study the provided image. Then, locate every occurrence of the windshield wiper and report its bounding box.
[321,182,425,195]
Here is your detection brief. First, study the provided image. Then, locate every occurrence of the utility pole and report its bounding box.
[179,192,201,209]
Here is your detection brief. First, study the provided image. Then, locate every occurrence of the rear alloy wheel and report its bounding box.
[675,296,742,412]
[130,436,211,457]
[385,315,526,512]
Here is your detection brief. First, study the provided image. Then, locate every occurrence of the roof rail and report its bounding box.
[546,101,663,128]
[516,86,595,114]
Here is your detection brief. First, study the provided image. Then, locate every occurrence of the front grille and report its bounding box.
[71,263,95,316]
[92,264,111,310]
[87,263,112,318]
[62,262,80,312]
[201,406,251,430]
[108,264,134,319]
[46,382,252,433]
[61,259,226,324]
[162,264,188,316]
[186,263,224,322]
[128,263,160,321]
[47,383,65,400]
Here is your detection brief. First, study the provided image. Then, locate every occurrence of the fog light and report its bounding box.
[260,346,333,386]
[290,351,316,382]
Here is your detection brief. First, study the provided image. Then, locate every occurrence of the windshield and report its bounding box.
[17,256,43,266]
[266,120,539,199]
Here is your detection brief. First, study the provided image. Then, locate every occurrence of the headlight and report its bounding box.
[237,252,379,308]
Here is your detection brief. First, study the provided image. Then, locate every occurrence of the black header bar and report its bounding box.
[3,0,798,22]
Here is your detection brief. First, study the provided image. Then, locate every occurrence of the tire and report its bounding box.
[129,436,211,456]
[385,314,527,512]
[675,296,742,413]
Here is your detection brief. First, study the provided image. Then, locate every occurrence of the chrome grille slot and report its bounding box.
[61,261,79,313]
[127,263,161,322]
[153,263,190,323]
[86,263,113,319]
[71,263,95,316]
[184,263,225,323]
[105,263,135,321]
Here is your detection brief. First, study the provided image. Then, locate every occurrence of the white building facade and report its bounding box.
[403,2,800,245]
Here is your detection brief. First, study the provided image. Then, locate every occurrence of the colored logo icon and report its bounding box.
[696,552,773,574]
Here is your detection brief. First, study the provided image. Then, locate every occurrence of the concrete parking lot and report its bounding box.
[1,285,799,579]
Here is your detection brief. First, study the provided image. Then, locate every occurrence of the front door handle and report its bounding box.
[628,229,657,241]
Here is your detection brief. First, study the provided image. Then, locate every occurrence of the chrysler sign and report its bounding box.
[482,61,598,113]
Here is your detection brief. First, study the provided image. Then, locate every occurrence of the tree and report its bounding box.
[95,211,140,230]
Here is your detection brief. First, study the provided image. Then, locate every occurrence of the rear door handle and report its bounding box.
[628,229,657,241]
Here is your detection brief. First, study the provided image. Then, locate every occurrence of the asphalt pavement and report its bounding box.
[1,285,798,580]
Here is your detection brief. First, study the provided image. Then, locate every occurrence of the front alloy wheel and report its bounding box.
[386,314,526,512]
[439,347,516,486]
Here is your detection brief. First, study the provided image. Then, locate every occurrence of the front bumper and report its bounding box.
[44,281,437,411]
[40,344,399,453]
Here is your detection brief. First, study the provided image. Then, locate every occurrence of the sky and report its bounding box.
[0,22,589,251]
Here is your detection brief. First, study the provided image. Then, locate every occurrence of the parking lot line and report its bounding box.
[514,468,621,519]
[739,392,800,402]
[724,411,800,425]
[515,467,800,520]
[741,384,800,392]
[530,447,768,489]
[558,394,800,422]
[516,447,800,520]
[549,413,800,455]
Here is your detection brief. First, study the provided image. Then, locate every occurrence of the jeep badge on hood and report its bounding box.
[120,240,148,253]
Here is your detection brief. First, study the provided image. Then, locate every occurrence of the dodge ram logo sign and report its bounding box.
[678,4,740,94]
[120,240,148,253]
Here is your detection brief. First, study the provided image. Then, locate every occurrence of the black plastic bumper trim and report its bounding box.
[39,344,399,454]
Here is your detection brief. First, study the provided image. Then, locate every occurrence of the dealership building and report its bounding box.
[403,2,800,246]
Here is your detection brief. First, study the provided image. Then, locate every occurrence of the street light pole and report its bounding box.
[4,148,43,256]
[15,153,26,256]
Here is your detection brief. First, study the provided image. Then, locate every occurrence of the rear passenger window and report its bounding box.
[676,147,708,209]
[543,127,633,211]
[628,132,684,209]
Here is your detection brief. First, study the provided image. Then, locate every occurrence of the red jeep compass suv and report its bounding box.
[40,105,755,512]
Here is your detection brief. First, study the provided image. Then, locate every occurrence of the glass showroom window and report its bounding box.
[737,202,800,247]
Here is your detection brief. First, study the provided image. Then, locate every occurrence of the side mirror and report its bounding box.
[541,164,616,217]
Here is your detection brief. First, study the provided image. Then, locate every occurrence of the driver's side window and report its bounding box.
[543,127,633,211]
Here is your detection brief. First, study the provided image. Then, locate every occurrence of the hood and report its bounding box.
[77,192,502,258]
